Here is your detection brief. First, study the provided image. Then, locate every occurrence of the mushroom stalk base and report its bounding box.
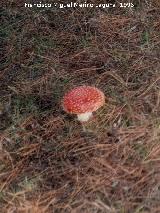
[77,112,93,122]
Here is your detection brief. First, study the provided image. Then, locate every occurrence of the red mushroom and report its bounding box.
[62,86,105,122]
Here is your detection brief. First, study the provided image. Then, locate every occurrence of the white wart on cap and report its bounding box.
[62,86,105,122]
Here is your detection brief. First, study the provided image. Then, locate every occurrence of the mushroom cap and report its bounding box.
[62,86,105,114]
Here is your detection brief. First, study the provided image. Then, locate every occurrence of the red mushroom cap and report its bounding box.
[62,86,105,114]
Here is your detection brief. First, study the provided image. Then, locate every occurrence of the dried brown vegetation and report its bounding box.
[0,0,160,212]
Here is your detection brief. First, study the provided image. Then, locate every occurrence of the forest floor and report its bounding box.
[0,0,160,212]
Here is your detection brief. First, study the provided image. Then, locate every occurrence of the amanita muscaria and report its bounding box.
[62,86,105,122]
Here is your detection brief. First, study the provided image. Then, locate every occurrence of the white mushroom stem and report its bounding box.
[77,112,93,122]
